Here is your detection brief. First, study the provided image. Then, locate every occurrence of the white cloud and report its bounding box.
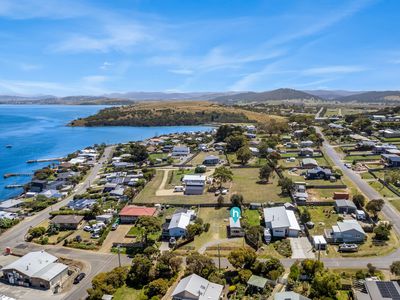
[303,65,366,75]
[0,0,88,19]
[19,63,41,71]
[100,61,113,70]
[169,69,193,75]
[0,79,69,95]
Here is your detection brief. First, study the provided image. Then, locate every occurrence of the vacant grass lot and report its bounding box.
[307,188,348,200]
[231,167,290,203]
[360,172,375,180]
[185,207,234,250]
[306,206,338,236]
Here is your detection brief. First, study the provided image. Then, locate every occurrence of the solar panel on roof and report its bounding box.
[377,282,400,299]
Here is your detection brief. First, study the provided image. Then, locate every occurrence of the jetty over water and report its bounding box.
[3,173,32,179]
[26,157,63,163]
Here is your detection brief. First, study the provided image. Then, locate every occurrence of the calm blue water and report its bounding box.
[0,105,211,200]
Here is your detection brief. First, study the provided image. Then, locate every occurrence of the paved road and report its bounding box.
[0,146,133,300]
[316,127,400,235]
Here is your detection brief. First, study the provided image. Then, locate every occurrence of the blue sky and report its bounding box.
[0,0,399,95]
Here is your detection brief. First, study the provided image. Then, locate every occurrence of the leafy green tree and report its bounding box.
[215,125,244,142]
[156,252,182,278]
[310,271,341,299]
[236,146,252,165]
[390,261,400,276]
[186,252,216,279]
[374,222,392,240]
[252,258,284,280]
[225,134,247,153]
[289,261,300,281]
[137,216,161,244]
[47,223,60,236]
[228,248,257,269]
[213,166,233,188]
[28,226,46,238]
[259,164,273,183]
[366,199,385,219]
[126,143,149,163]
[353,194,366,208]
[146,278,169,298]
[230,194,244,207]
[278,177,294,195]
[186,223,203,238]
[238,269,253,283]
[301,259,324,279]
[128,254,153,287]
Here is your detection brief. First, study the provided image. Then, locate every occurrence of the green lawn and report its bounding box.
[242,209,261,226]
[166,169,194,189]
[134,170,217,205]
[113,286,146,300]
[389,200,400,213]
[344,155,381,161]
[231,167,290,203]
[360,172,375,180]
[185,207,234,250]
[368,180,398,198]
[190,151,225,166]
[306,206,338,236]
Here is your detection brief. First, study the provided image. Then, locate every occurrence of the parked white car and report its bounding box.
[83,225,92,232]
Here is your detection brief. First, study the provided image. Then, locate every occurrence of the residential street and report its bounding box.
[0,145,132,300]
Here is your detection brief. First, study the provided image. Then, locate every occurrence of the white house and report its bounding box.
[263,206,300,238]
[172,146,190,156]
[168,211,196,237]
[172,273,223,300]
[182,175,206,195]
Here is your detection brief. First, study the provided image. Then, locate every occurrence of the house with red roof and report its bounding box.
[119,205,157,223]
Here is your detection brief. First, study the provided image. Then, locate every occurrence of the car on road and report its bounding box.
[111,223,119,231]
[344,163,352,169]
[73,272,86,284]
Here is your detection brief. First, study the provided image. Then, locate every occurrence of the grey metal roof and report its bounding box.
[264,206,290,228]
[1,251,65,279]
[247,275,268,289]
[337,220,365,234]
[335,199,357,209]
[274,291,311,300]
[172,273,223,300]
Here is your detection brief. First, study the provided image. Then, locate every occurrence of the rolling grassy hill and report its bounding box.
[69,101,285,127]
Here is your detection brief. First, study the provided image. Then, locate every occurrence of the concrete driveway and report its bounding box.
[289,237,315,259]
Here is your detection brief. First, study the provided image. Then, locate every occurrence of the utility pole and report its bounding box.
[117,245,121,267]
[218,243,221,271]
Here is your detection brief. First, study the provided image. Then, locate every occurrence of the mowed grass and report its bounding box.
[231,167,290,203]
[368,180,398,198]
[134,170,217,204]
[242,209,261,226]
[113,286,146,300]
[166,169,194,189]
[389,199,400,213]
[306,206,338,236]
[190,151,225,166]
[186,207,233,250]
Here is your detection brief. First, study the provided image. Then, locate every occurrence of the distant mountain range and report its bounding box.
[1,89,400,105]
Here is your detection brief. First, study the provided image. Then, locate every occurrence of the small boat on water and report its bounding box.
[5,145,12,148]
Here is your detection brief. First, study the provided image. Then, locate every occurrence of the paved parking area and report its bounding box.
[289,237,315,259]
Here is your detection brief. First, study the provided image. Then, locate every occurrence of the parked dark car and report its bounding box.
[73,272,86,284]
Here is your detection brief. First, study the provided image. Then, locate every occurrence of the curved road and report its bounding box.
[0,146,131,300]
